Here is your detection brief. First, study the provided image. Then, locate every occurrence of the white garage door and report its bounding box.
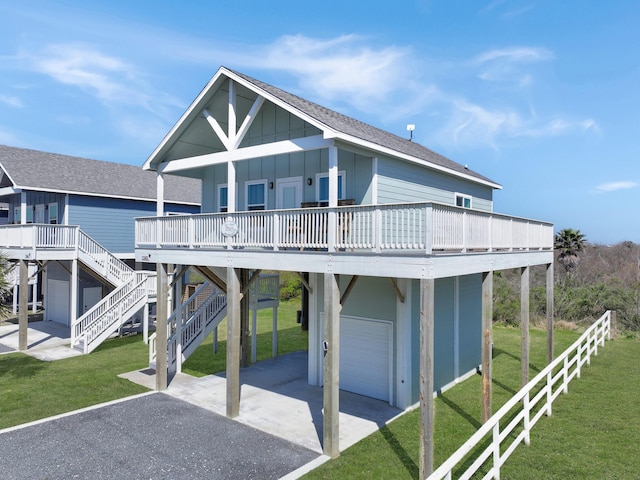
[340,316,393,402]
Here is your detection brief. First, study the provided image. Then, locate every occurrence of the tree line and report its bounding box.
[494,229,640,332]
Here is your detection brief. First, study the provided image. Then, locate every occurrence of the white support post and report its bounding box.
[327,144,338,253]
[156,173,165,216]
[70,259,78,331]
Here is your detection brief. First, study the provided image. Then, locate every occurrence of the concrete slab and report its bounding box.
[0,321,81,360]
[0,393,318,480]
[121,351,405,454]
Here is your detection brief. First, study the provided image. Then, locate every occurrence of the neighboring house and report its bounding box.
[134,66,554,464]
[0,144,201,352]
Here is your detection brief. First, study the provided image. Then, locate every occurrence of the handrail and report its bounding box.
[135,202,553,254]
[427,311,612,480]
[72,272,149,353]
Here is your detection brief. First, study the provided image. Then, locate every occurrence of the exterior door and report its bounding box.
[35,204,45,224]
[47,279,70,326]
[276,177,303,209]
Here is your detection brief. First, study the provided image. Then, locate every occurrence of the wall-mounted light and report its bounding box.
[269,182,274,189]
[307,178,313,186]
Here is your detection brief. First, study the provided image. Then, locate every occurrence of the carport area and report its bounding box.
[0,320,81,360]
[121,351,405,454]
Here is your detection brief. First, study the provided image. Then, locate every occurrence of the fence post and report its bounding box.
[546,371,553,416]
[610,310,617,340]
[563,356,569,394]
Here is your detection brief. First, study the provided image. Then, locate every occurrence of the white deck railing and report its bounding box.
[428,311,613,480]
[135,203,553,254]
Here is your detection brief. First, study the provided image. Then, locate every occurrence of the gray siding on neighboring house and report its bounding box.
[377,156,493,211]
[7,192,66,224]
[68,195,197,253]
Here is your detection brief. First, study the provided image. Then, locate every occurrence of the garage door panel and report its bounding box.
[340,317,392,402]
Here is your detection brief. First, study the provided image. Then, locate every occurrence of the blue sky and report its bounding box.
[0,1,638,244]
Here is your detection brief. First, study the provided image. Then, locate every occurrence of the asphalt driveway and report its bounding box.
[0,393,318,479]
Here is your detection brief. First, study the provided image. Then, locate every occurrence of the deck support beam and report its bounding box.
[482,271,493,423]
[18,259,28,351]
[323,272,341,458]
[419,278,435,479]
[155,262,168,390]
[226,267,241,418]
[521,266,530,387]
[546,262,554,363]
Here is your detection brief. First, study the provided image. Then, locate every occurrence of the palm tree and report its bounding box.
[554,228,587,273]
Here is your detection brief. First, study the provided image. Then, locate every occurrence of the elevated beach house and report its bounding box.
[135,67,554,470]
[0,145,200,353]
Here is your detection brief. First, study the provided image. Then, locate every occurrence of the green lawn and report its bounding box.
[0,334,150,429]
[182,300,308,376]
[303,328,640,479]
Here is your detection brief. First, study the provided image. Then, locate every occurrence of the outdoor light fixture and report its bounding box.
[269,182,274,189]
[307,178,313,185]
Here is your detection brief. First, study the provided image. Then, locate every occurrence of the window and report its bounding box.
[455,193,472,209]
[316,171,345,204]
[48,203,58,224]
[218,184,228,213]
[245,180,267,211]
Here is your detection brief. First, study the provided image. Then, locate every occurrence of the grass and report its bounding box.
[302,327,640,479]
[182,299,308,376]
[0,334,150,429]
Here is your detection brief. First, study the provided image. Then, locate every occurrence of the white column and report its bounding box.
[327,144,339,252]
[20,191,27,225]
[70,259,78,329]
[156,173,165,216]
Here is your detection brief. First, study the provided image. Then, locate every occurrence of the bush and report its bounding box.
[279,272,302,301]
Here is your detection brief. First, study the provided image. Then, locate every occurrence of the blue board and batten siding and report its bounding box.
[410,274,482,403]
[68,196,197,253]
[377,157,493,211]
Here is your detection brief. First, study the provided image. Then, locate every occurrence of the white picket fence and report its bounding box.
[428,311,613,480]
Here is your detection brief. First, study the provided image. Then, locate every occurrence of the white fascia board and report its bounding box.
[332,136,502,190]
[143,69,231,171]
[1,185,198,205]
[158,134,330,175]
[222,68,341,139]
[0,186,19,196]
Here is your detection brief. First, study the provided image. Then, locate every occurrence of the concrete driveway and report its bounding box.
[0,393,318,480]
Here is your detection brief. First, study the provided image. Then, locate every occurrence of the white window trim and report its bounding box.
[244,179,268,211]
[455,193,472,209]
[48,202,58,224]
[217,183,238,213]
[316,170,346,203]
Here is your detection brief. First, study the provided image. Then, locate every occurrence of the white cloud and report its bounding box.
[23,43,183,120]
[473,46,554,85]
[0,94,22,108]
[594,181,638,193]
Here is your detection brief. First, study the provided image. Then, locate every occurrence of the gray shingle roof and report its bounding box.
[227,68,499,187]
[0,144,200,204]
